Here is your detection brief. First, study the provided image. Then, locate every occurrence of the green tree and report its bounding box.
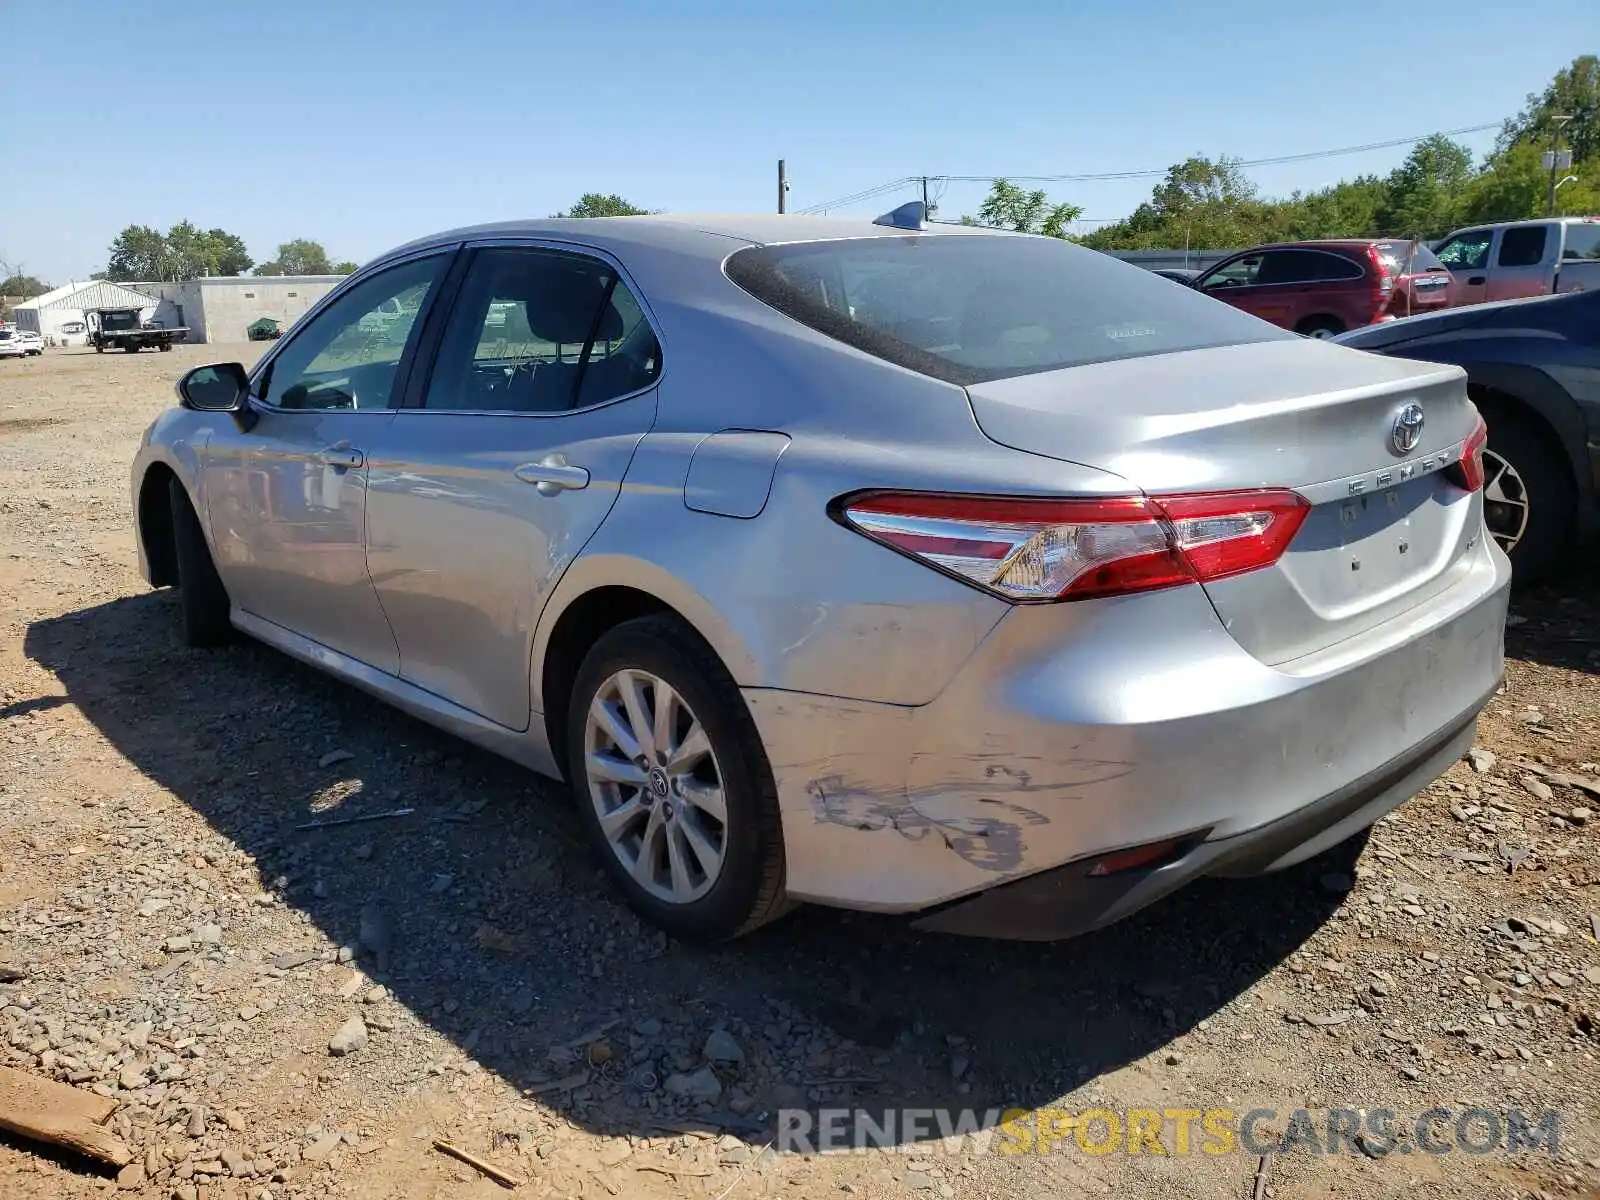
[106,224,170,280]
[1084,157,1268,251]
[199,228,252,275]
[0,274,50,298]
[255,239,334,275]
[969,180,1083,238]
[105,222,252,280]
[1375,135,1474,238]
[555,193,651,218]
[1497,54,1600,165]
[332,261,359,274]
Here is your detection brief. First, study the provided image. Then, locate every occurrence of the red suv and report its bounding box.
[1190,239,1453,338]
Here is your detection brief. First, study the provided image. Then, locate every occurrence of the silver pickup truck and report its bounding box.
[1433,216,1600,306]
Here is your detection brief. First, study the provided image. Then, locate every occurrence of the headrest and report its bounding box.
[518,267,624,344]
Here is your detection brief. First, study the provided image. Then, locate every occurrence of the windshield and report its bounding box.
[0,331,12,341]
[725,234,1289,385]
[99,311,140,331]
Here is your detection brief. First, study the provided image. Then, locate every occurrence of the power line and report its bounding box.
[798,176,917,215]
[798,121,1502,213]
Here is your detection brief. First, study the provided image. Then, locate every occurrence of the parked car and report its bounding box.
[1336,287,1600,583]
[132,210,1508,942]
[0,329,25,359]
[14,330,44,356]
[1433,217,1600,306]
[1191,239,1453,338]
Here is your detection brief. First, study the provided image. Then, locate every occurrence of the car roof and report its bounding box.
[380,213,996,265]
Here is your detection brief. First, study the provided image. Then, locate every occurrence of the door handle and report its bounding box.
[1467,275,1486,286]
[514,454,590,496]
[317,444,364,469]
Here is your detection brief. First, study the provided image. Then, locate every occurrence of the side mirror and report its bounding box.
[177,363,249,412]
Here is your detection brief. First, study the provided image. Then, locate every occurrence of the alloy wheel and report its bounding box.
[582,669,728,904]
[1481,448,1530,554]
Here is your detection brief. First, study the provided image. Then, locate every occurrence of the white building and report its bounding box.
[135,276,345,344]
[13,280,160,346]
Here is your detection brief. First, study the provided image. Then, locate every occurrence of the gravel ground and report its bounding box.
[1,344,1598,1200]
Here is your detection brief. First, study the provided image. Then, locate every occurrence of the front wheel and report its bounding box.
[168,478,233,646]
[158,342,171,352]
[567,615,791,941]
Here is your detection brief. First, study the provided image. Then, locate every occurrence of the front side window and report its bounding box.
[1435,230,1493,272]
[1199,254,1263,290]
[260,255,446,411]
[424,247,660,414]
[1498,226,1549,268]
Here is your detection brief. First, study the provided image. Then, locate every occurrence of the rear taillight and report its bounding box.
[1367,244,1395,310]
[1447,416,1489,492]
[837,489,1310,602]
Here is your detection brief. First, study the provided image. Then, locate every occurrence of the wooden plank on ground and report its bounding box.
[0,1065,131,1166]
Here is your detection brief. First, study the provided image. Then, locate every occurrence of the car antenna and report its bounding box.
[872,200,927,231]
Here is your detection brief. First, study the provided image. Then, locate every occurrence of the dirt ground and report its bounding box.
[1,343,1598,1200]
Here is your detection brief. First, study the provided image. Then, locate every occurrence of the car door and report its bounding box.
[362,243,662,730]
[201,251,454,673]
[1434,228,1496,306]
[1487,224,1554,301]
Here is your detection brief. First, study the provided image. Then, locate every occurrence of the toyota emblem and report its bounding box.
[1390,402,1424,455]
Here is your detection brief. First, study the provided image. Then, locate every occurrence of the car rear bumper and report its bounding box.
[742,539,1509,933]
[910,703,1481,939]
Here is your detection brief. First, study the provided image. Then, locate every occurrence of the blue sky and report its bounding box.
[2,0,1592,281]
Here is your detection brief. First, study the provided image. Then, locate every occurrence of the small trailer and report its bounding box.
[87,307,189,354]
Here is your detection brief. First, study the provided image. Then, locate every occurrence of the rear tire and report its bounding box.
[167,478,232,647]
[566,614,791,941]
[1296,316,1346,339]
[1475,401,1576,585]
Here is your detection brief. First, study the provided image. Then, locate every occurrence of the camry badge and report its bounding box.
[1391,403,1425,455]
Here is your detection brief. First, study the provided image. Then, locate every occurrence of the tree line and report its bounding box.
[970,55,1599,250]
[85,196,655,286]
[95,223,360,282]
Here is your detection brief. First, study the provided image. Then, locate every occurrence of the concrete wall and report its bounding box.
[1103,248,1235,273]
[191,277,343,344]
[128,276,344,343]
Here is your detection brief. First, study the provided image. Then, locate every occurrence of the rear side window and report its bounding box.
[725,235,1289,385]
[1256,249,1363,284]
[424,247,660,414]
[1498,226,1549,268]
[1563,224,1600,261]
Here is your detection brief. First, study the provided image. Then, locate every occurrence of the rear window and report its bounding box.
[1377,241,1447,274]
[724,234,1290,385]
[1563,223,1600,261]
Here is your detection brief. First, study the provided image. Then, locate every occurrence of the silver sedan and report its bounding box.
[131,208,1509,941]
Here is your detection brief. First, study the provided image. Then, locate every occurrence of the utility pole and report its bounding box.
[920,176,929,214]
[778,160,787,214]
[1545,115,1573,216]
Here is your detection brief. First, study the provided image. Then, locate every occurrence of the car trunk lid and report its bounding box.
[964,338,1484,664]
